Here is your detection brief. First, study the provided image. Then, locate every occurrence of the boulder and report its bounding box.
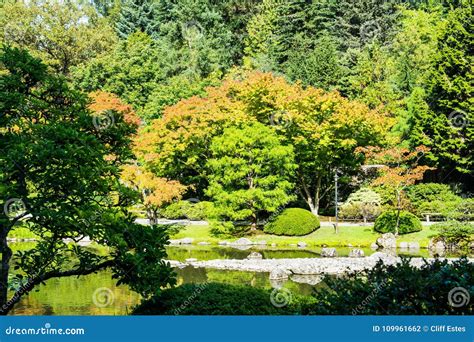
[198,241,211,245]
[297,242,307,248]
[348,248,365,258]
[376,233,396,249]
[218,241,228,246]
[180,238,194,245]
[168,239,181,245]
[269,268,290,280]
[321,247,337,257]
[399,241,409,249]
[370,252,397,264]
[185,258,198,263]
[246,252,263,260]
[429,239,446,251]
[408,242,420,249]
[370,242,379,250]
[231,238,253,246]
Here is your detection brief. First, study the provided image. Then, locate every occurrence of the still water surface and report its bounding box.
[9,244,467,315]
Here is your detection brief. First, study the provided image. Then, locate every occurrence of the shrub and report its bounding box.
[208,220,248,237]
[303,258,473,315]
[340,188,382,222]
[264,208,320,236]
[161,201,214,220]
[432,221,474,249]
[374,210,422,235]
[133,283,310,315]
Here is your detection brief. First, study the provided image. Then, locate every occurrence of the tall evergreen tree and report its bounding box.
[115,0,160,39]
[409,4,473,179]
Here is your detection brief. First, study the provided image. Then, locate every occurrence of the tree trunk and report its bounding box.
[0,231,12,311]
[395,190,401,236]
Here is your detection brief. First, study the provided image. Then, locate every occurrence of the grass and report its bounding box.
[8,226,38,240]
[170,224,440,248]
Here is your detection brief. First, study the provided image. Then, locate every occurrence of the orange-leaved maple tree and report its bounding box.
[360,145,433,235]
[136,71,390,216]
[121,164,187,223]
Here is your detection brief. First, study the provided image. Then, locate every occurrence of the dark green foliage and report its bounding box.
[409,3,473,175]
[0,47,174,313]
[406,183,460,208]
[432,221,474,249]
[304,258,474,315]
[133,282,310,315]
[115,0,160,39]
[161,200,214,220]
[264,208,320,236]
[374,210,422,234]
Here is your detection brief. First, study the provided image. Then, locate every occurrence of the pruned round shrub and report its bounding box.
[264,208,320,236]
[374,210,422,235]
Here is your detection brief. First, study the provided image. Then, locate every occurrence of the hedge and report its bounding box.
[264,208,320,236]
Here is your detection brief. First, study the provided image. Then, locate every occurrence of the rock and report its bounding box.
[180,238,194,244]
[254,240,267,245]
[321,247,337,257]
[347,243,353,247]
[297,242,307,248]
[246,252,263,260]
[269,268,290,280]
[289,243,297,247]
[370,252,397,264]
[231,238,253,246]
[168,239,181,245]
[470,242,474,250]
[218,241,228,246]
[376,233,396,249]
[399,241,409,249]
[429,239,446,251]
[198,241,211,245]
[290,274,323,286]
[185,258,198,263]
[348,248,364,258]
[370,242,379,250]
[408,242,420,249]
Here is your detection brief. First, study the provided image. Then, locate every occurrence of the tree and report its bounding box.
[206,123,296,231]
[137,71,389,216]
[340,188,382,223]
[115,0,160,39]
[285,33,343,90]
[73,32,177,111]
[121,164,187,223]
[0,0,117,74]
[417,4,473,176]
[0,47,174,314]
[362,146,433,235]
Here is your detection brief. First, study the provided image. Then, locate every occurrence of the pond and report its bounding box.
[8,243,471,315]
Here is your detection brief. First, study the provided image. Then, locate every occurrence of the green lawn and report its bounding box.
[171,224,440,248]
